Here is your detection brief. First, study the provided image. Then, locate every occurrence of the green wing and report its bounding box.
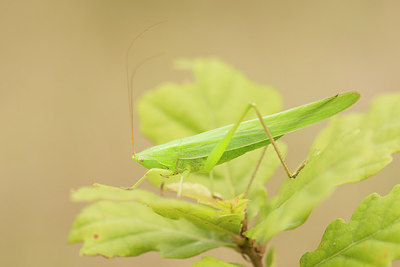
[137,92,360,169]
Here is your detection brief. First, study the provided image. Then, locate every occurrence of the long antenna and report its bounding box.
[126,21,166,157]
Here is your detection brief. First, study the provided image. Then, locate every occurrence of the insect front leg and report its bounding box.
[131,168,175,189]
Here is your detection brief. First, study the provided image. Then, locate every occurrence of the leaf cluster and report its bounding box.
[69,59,400,266]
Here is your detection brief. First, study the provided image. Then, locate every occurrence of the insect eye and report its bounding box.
[138,156,144,162]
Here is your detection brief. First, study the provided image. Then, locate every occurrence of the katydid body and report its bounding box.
[132,92,359,190]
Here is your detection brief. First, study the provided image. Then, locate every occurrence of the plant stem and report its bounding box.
[236,217,265,267]
[237,237,264,267]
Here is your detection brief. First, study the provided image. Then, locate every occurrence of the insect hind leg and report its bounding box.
[249,102,306,178]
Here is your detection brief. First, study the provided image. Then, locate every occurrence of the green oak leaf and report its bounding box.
[68,201,234,258]
[193,256,246,267]
[137,58,281,144]
[300,184,400,267]
[71,184,244,235]
[69,183,247,258]
[245,93,400,243]
[148,197,243,235]
[164,182,220,204]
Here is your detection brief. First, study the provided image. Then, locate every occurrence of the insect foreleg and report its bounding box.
[131,168,175,189]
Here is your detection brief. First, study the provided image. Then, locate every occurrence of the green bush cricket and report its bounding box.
[130,90,359,196]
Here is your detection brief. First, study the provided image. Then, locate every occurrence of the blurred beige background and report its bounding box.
[1,1,399,266]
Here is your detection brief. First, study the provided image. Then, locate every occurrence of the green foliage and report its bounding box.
[266,246,277,267]
[69,184,238,258]
[69,58,400,266]
[68,201,227,258]
[300,185,400,266]
[193,256,247,267]
[137,58,282,144]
